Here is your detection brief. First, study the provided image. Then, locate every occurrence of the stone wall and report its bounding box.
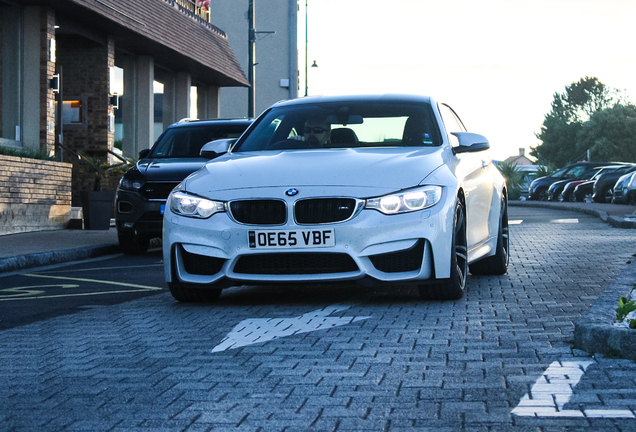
[0,154,72,235]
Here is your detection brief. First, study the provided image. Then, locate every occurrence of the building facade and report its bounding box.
[209,0,299,118]
[0,0,249,206]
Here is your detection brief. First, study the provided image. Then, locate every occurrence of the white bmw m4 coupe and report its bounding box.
[163,95,508,302]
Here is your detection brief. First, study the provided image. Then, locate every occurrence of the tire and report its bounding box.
[469,196,509,276]
[603,186,614,203]
[537,187,548,201]
[418,199,467,301]
[118,233,150,255]
[168,282,222,303]
[568,192,577,202]
[628,191,636,205]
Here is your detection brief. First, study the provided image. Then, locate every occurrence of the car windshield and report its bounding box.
[591,166,621,180]
[233,102,442,152]
[149,124,248,158]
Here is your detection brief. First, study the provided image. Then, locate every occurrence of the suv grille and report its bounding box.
[229,200,286,225]
[295,198,357,224]
[369,240,424,273]
[234,253,359,275]
[139,182,180,200]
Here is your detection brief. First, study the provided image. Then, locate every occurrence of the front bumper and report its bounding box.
[163,191,455,288]
[115,189,165,237]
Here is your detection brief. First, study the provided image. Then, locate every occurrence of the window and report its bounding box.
[234,102,442,152]
[438,104,466,147]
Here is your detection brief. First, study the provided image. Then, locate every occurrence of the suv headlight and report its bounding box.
[365,186,442,215]
[119,178,145,191]
[168,191,225,219]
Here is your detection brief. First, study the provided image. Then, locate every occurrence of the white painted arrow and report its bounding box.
[211,305,370,353]
[512,360,635,418]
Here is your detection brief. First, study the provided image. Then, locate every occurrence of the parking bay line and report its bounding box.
[0,273,163,301]
[512,360,635,418]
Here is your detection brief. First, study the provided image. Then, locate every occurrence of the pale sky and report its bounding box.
[299,0,636,161]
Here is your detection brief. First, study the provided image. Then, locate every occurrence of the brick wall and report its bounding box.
[0,154,72,235]
[57,35,115,205]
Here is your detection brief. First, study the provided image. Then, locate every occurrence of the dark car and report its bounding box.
[546,165,605,201]
[528,161,620,201]
[554,165,623,202]
[116,118,253,254]
[567,166,626,202]
[591,164,636,203]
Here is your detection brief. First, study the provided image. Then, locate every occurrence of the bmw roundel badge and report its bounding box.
[285,188,299,197]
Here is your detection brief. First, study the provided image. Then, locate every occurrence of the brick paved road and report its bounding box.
[1,207,636,431]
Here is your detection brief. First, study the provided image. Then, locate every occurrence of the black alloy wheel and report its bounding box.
[418,199,467,300]
[118,233,150,255]
[469,196,509,276]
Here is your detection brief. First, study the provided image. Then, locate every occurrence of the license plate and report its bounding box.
[160,204,165,215]
[248,229,335,249]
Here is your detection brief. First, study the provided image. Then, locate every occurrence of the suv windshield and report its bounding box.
[234,102,442,152]
[150,124,248,158]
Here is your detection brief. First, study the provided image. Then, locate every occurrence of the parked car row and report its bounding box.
[528,161,636,204]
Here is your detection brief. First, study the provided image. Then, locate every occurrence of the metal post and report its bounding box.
[248,0,256,117]
[304,0,308,97]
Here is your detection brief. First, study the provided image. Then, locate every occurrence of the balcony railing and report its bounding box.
[171,0,211,23]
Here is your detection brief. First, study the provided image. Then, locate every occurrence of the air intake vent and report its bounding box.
[369,240,424,273]
[234,253,359,275]
[181,247,226,276]
[229,200,286,225]
[295,198,357,224]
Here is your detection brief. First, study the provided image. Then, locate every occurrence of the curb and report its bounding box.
[0,244,121,274]
[574,262,636,359]
[508,201,636,229]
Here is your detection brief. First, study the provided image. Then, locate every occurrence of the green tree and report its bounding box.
[576,104,636,163]
[531,77,618,167]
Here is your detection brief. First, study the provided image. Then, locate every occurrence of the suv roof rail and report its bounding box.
[176,118,199,124]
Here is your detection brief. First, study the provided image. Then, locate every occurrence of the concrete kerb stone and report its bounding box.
[0,244,121,274]
[509,200,636,359]
[509,200,636,228]
[574,262,636,360]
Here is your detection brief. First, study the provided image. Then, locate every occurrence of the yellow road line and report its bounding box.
[23,273,163,291]
[0,289,163,301]
[38,263,163,274]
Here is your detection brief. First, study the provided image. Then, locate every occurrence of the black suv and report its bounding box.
[116,118,253,254]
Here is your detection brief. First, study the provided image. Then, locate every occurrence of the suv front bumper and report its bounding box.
[115,189,165,238]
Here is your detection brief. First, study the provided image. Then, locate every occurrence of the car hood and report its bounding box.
[183,147,446,197]
[135,158,208,182]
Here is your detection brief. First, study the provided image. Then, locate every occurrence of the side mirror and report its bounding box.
[200,138,237,159]
[451,132,490,154]
[138,148,151,159]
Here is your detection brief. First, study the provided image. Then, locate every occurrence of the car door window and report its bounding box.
[439,104,466,147]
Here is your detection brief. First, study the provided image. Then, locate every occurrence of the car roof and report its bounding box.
[269,94,436,108]
[168,118,253,129]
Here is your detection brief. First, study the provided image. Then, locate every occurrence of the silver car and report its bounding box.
[162,95,508,302]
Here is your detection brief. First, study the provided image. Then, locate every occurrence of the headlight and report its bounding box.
[168,191,225,219]
[119,178,145,191]
[365,186,442,214]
